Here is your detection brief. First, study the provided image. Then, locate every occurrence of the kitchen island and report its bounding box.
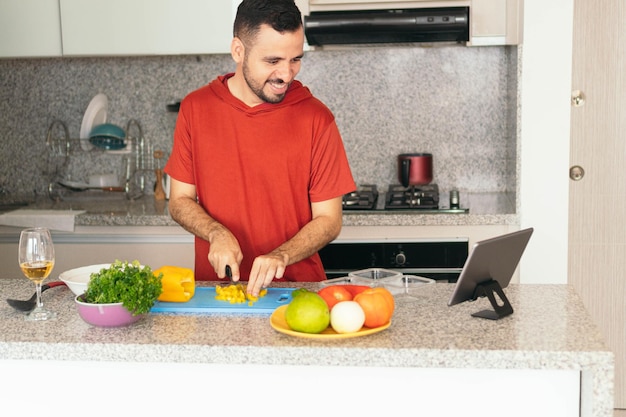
[0,280,613,417]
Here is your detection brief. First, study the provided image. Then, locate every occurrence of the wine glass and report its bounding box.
[18,227,56,321]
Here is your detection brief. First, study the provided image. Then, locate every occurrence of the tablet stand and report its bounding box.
[471,280,514,320]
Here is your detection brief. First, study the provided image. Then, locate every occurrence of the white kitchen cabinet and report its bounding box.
[470,0,522,45]
[0,226,195,278]
[0,362,581,417]
[0,0,240,58]
[59,0,239,56]
[0,0,62,58]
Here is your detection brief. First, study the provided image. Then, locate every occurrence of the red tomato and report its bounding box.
[354,287,395,328]
[317,285,353,310]
[342,285,372,297]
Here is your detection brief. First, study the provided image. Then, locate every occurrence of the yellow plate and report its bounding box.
[269,304,390,339]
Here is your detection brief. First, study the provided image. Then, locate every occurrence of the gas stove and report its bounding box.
[342,184,379,210]
[341,184,469,213]
[385,184,439,209]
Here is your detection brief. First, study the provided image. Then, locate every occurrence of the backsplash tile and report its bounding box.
[0,44,518,200]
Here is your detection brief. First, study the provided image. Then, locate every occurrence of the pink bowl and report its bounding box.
[75,296,145,327]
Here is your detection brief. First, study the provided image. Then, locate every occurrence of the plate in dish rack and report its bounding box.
[80,93,108,150]
[269,305,390,339]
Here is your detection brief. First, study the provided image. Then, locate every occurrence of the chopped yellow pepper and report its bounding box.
[215,284,268,306]
[154,266,195,302]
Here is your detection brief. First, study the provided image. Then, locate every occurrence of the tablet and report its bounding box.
[447,228,534,320]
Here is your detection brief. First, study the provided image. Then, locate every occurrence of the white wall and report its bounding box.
[519,0,574,284]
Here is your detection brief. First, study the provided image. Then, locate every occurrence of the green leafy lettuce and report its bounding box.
[83,260,163,315]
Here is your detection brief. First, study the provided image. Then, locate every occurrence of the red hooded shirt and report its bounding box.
[165,74,355,281]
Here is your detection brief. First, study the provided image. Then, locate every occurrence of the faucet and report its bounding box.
[126,119,143,141]
[44,120,71,197]
[124,119,148,198]
[46,119,70,157]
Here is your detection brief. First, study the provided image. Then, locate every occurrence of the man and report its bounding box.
[165,0,355,296]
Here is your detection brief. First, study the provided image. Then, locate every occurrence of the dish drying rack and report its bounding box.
[45,119,158,200]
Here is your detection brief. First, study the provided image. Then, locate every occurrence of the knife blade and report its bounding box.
[225,265,234,284]
[226,265,251,301]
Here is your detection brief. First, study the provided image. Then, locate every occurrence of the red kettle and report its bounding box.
[397,153,433,187]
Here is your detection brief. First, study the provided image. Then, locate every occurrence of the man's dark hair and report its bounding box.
[234,0,302,44]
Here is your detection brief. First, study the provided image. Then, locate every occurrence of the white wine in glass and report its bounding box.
[18,227,56,321]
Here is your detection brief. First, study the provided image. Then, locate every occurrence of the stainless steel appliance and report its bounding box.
[302,0,524,47]
[341,184,469,213]
[329,183,470,281]
[319,237,468,282]
[304,7,470,46]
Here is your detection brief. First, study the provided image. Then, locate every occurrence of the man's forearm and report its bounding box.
[168,197,223,243]
[268,214,342,266]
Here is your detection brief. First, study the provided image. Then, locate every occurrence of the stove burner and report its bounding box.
[341,184,455,211]
[342,184,378,210]
[385,184,440,209]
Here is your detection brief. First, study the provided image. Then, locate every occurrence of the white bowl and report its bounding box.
[59,264,111,296]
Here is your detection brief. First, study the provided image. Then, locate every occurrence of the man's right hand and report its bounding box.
[207,226,243,282]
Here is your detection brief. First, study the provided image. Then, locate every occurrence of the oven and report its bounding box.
[319,184,470,282]
[319,238,469,283]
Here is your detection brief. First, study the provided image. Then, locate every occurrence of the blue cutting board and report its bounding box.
[150,287,294,314]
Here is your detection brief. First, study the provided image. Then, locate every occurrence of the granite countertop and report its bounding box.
[0,191,518,228]
[0,280,610,368]
[0,280,614,415]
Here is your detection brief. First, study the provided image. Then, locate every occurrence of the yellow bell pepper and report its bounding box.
[154,266,195,302]
[215,284,268,306]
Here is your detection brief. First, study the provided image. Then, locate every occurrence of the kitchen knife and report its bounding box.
[226,265,234,284]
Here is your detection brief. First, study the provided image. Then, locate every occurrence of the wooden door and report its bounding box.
[569,0,625,408]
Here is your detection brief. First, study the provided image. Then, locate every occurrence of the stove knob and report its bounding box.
[395,252,406,266]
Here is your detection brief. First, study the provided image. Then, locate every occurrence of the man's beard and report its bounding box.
[242,58,288,104]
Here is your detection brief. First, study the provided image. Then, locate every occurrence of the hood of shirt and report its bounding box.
[208,73,314,114]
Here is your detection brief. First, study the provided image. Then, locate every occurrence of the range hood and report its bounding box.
[298,0,523,47]
[304,7,469,46]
